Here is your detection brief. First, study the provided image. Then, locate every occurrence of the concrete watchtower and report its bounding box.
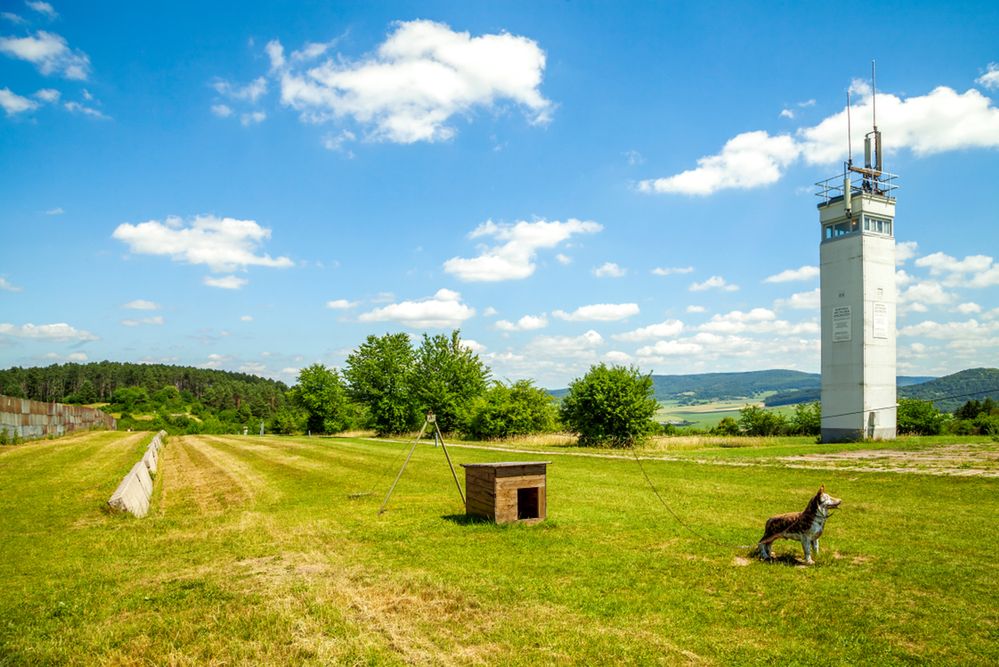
[817,66,898,442]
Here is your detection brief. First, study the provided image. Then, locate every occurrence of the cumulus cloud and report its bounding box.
[213,77,268,103]
[495,314,548,331]
[203,275,248,289]
[612,319,684,342]
[642,74,999,195]
[0,277,23,292]
[444,218,601,282]
[956,302,981,314]
[638,131,799,195]
[896,241,918,264]
[325,299,357,309]
[0,30,90,79]
[358,288,474,328]
[240,110,266,126]
[699,308,817,335]
[121,316,164,327]
[0,86,38,115]
[240,315,253,322]
[270,20,552,143]
[636,339,703,357]
[526,329,603,359]
[764,265,819,283]
[978,63,999,91]
[593,261,625,278]
[211,103,233,118]
[0,322,97,341]
[555,253,571,266]
[112,214,293,273]
[123,299,159,311]
[899,280,956,306]
[64,100,109,119]
[652,266,693,276]
[686,305,706,313]
[26,2,57,18]
[775,287,820,311]
[914,252,999,288]
[553,303,639,322]
[689,275,738,292]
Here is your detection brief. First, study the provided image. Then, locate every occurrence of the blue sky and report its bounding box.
[1,1,998,388]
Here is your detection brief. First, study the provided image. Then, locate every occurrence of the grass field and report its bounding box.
[655,399,797,429]
[1,431,997,664]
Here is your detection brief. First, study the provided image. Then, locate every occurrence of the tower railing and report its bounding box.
[815,170,899,204]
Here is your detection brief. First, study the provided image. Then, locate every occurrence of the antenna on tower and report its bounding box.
[846,90,853,166]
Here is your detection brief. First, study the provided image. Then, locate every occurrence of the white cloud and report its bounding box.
[779,108,794,119]
[272,20,552,144]
[624,149,644,166]
[495,314,548,331]
[123,299,159,311]
[325,299,358,310]
[899,318,999,342]
[462,338,486,353]
[652,266,693,276]
[203,275,248,289]
[211,103,233,118]
[638,131,799,195]
[689,275,738,292]
[605,350,632,364]
[2,12,26,24]
[956,302,981,314]
[64,101,109,119]
[0,31,90,79]
[213,77,268,103]
[112,214,293,273]
[645,76,999,195]
[978,63,999,91]
[240,315,253,322]
[686,305,706,313]
[44,206,63,215]
[322,129,356,155]
[358,288,474,328]
[444,218,601,282]
[34,87,58,102]
[764,265,818,283]
[699,308,818,335]
[121,316,164,327]
[240,110,266,126]
[0,322,97,341]
[593,261,625,278]
[636,340,703,357]
[775,287,820,311]
[26,2,57,18]
[0,277,23,292]
[0,86,38,115]
[482,306,498,317]
[555,253,571,266]
[914,252,999,288]
[899,280,956,306]
[612,319,684,342]
[896,241,918,264]
[527,329,603,359]
[553,303,639,322]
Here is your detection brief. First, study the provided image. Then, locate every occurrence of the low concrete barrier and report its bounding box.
[108,430,166,518]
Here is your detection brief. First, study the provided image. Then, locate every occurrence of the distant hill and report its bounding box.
[550,369,940,406]
[898,368,999,412]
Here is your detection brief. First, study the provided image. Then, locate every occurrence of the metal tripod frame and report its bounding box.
[378,411,465,514]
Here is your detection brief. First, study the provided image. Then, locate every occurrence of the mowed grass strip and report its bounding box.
[0,432,996,664]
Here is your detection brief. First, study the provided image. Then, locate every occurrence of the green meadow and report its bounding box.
[1,430,996,665]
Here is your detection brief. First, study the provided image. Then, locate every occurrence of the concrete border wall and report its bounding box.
[108,430,166,518]
[0,395,116,440]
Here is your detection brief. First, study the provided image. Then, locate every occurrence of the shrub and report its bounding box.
[789,402,821,436]
[465,380,558,440]
[559,364,658,448]
[712,416,740,436]
[897,398,945,435]
[738,405,788,436]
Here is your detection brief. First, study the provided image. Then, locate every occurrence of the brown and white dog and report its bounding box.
[758,486,842,564]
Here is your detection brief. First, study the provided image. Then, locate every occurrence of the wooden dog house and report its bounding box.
[461,462,550,524]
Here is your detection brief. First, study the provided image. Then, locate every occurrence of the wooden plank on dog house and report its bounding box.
[460,462,550,524]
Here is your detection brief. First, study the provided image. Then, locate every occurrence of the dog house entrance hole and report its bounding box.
[517,487,540,520]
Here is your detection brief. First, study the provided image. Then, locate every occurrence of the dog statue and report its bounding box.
[758,485,842,564]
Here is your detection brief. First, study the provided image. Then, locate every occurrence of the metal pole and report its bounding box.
[435,421,465,505]
[378,419,428,514]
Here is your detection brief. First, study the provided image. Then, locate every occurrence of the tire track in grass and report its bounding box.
[159,436,257,516]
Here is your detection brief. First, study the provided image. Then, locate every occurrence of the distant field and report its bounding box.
[656,398,798,428]
[1,431,996,664]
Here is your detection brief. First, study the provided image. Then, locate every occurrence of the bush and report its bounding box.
[465,380,558,440]
[897,398,945,435]
[789,402,821,436]
[738,405,788,436]
[559,364,658,448]
[712,416,740,436]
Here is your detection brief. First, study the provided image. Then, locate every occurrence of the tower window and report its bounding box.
[863,215,893,237]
